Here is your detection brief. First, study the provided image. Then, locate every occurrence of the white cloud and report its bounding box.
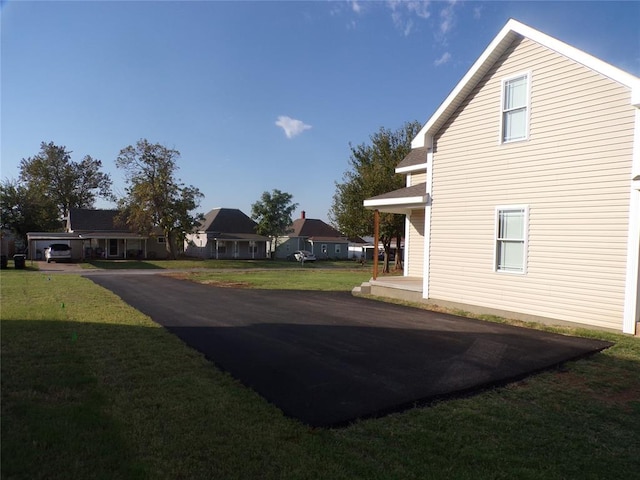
[434,51,451,66]
[275,116,312,139]
[387,0,431,37]
[351,1,362,14]
[438,0,458,37]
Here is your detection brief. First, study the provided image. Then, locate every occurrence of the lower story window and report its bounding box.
[335,244,341,254]
[495,206,528,273]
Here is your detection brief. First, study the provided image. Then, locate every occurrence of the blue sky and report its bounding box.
[2,1,639,223]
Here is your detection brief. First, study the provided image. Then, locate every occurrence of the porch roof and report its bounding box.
[363,183,428,214]
[209,233,269,241]
[78,232,147,240]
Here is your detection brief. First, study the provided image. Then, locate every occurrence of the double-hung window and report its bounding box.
[501,73,529,143]
[495,206,528,273]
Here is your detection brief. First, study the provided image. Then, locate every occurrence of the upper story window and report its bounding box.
[501,73,530,143]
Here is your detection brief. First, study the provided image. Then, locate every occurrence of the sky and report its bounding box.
[2,1,639,223]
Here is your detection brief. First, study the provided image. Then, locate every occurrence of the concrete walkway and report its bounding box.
[88,274,612,427]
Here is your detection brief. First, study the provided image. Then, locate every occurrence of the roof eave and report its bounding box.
[411,18,640,149]
[396,163,427,174]
[364,196,427,214]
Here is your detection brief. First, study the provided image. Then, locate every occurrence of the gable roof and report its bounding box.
[290,218,348,242]
[412,18,640,149]
[68,208,125,232]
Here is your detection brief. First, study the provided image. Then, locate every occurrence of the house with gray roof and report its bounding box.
[27,208,168,261]
[184,208,269,259]
[275,211,353,260]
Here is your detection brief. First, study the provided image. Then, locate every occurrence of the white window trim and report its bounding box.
[494,205,529,274]
[499,71,531,144]
[334,244,341,254]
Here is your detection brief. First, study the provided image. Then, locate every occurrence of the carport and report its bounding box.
[26,232,81,262]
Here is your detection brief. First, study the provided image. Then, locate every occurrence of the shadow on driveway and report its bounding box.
[88,274,612,427]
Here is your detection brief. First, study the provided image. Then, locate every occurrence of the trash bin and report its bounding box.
[13,254,26,270]
[0,255,7,270]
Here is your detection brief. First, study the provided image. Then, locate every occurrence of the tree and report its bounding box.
[19,141,114,220]
[330,121,422,272]
[0,178,60,248]
[115,139,204,259]
[251,189,298,259]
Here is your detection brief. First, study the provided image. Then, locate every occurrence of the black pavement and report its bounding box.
[88,274,612,427]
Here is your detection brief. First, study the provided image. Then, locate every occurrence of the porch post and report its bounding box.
[373,209,379,280]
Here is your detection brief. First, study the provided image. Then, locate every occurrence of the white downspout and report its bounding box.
[623,108,640,335]
[423,142,434,299]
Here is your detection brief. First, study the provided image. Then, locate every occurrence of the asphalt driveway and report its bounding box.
[88,274,612,427]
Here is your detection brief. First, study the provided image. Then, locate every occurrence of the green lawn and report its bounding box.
[84,258,369,270]
[1,270,639,479]
[166,269,373,291]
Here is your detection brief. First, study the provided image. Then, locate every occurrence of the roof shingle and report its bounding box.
[396,147,427,170]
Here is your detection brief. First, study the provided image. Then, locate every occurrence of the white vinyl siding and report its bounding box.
[427,37,635,331]
[407,209,425,277]
[409,172,427,186]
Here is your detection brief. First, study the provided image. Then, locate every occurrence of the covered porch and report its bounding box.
[356,182,428,301]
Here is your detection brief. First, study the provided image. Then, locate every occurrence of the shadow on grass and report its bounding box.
[1,318,149,480]
[2,315,638,480]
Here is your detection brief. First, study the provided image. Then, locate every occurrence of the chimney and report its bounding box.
[301,211,306,219]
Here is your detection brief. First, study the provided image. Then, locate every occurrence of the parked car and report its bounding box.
[44,243,71,263]
[293,250,316,262]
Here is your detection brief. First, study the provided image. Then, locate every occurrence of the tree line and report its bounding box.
[2,122,418,265]
[0,139,205,259]
[330,120,421,272]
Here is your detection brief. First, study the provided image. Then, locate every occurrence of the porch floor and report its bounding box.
[370,276,423,292]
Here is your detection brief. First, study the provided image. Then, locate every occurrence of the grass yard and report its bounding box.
[84,258,371,271]
[165,269,373,291]
[1,270,639,479]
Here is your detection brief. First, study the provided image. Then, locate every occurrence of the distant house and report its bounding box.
[184,208,269,259]
[275,211,351,260]
[348,236,371,260]
[27,208,168,261]
[362,19,640,335]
